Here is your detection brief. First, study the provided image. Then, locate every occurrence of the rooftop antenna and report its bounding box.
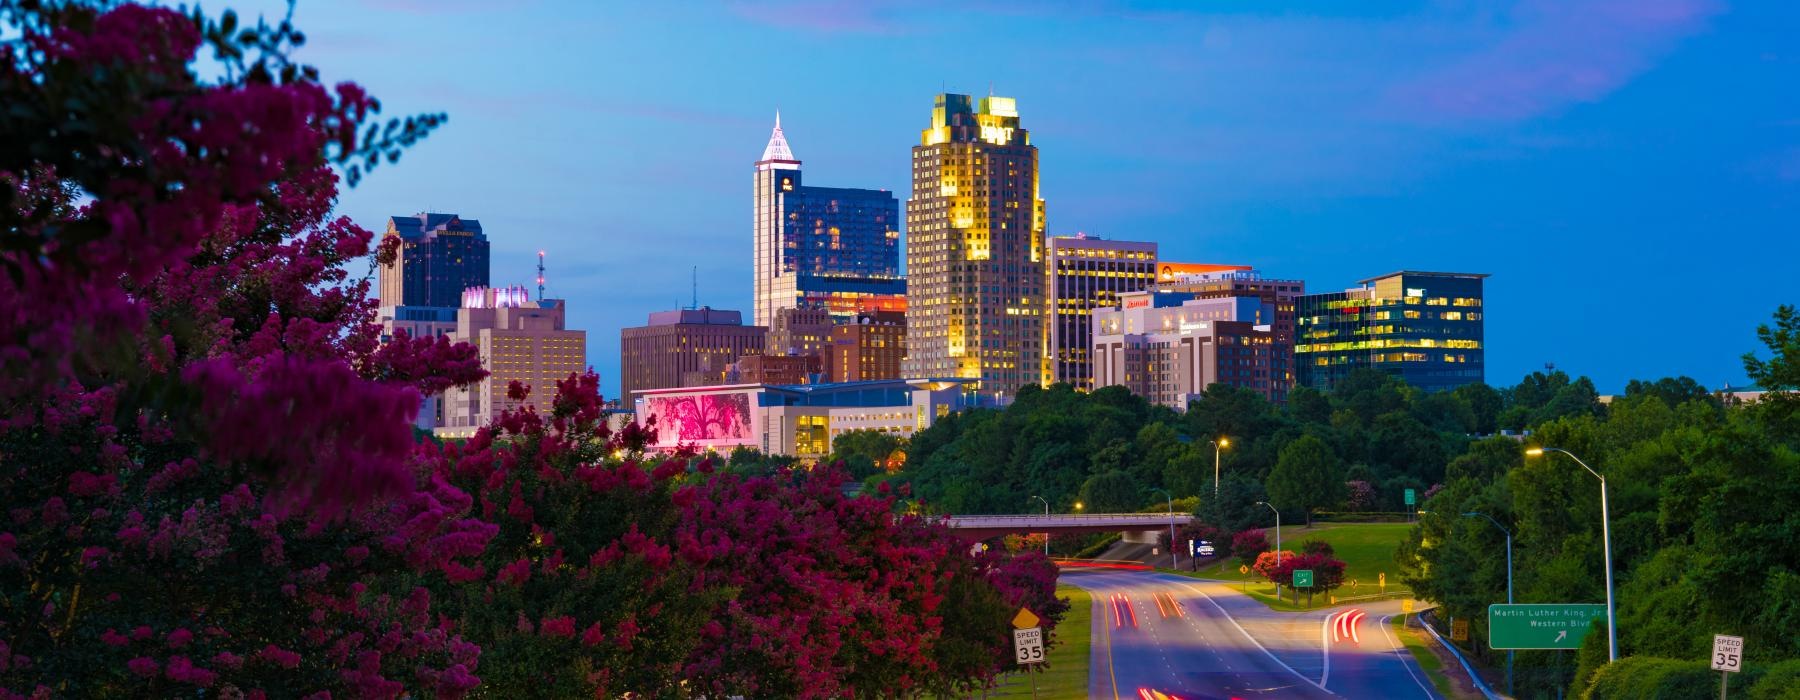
[690,266,698,310]
[536,250,546,301]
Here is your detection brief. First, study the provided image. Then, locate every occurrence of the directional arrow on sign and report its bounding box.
[1554,631,1567,643]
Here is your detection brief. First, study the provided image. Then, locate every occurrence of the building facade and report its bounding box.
[752,114,903,328]
[634,378,975,459]
[1092,292,1280,408]
[731,353,822,385]
[378,213,489,308]
[767,305,835,358]
[439,289,587,434]
[829,310,906,382]
[1153,268,1304,403]
[1047,235,1158,390]
[902,93,1047,394]
[619,307,767,406]
[1295,271,1487,393]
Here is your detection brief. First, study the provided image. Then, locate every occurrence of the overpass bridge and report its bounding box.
[939,513,1191,541]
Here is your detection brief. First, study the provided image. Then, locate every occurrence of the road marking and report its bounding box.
[1319,611,1332,688]
[1378,614,1435,698]
[1172,580,1331,694]
[1099,589,1121,700]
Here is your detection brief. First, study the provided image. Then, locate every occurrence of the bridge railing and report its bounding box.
[940,513,1192,523]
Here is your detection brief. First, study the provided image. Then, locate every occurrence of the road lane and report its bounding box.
[1062,570,1441,700]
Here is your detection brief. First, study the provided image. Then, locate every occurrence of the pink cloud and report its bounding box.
[1384,0,1721,123]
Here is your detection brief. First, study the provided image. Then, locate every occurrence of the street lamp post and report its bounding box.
[1254,501,1281,597]
[1210,437,1231,497]
[1528,447,1618,663]
[1149,488,1176,570]
[1465,511,1515,696]
[1030,496,1050,557]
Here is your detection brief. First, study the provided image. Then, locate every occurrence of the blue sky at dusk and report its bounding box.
[275,0,1797,399]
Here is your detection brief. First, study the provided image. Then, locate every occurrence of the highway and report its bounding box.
[1063,569,1441,700]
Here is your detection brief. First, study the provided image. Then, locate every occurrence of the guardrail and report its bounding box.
[940,513,1194,524]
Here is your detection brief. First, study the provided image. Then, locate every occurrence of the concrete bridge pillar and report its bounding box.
[1120,529,1164,544]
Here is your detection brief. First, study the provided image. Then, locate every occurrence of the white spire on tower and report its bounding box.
[760,110,796,163]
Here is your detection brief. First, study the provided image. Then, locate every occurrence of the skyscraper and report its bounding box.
[752,114,903,329]
[378,213,489,308]
[902,93,1046,394]
[1047,235,1158,391]
[1296,271,1487,393]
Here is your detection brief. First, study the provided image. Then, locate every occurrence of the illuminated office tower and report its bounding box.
[752,114,903,329]
[1047,235,1157,391]
[1295,271,1487,393]
[902,93,1046,394]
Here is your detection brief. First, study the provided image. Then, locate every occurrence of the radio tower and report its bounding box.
[536,250,546,301]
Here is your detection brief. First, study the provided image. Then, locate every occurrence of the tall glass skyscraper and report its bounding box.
[752,114,902,329]
[1296,271,1487,393]
[902,93,1047,394]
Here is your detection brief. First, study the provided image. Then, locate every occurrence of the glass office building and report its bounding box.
[378,212,489,308]
[753,114,902,328]
[1296,271,1487,393]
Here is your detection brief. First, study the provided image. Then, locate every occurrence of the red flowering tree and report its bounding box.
[1232,528,1271,567]
[0,2,488,697]
[0,3,1060,698]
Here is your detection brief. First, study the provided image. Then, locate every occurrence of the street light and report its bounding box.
[1073,501,1084,512]
[1253,501,1281,567]
[1527,446,1617,663]
[1148,487,1177,570]
[1030,496,1050,557]
[1210,437,1231,497]
[1464,511,1515,696]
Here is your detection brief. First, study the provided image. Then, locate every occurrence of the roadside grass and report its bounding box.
[1390,615,1485,699]
[1180,522,1416,610]
[990,583,1090,698]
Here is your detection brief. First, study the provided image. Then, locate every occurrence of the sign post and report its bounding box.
[1402,598,1414,627]
[1488,604,1607,650]
[1012,608,1043,699]
[1711,634,1743,699]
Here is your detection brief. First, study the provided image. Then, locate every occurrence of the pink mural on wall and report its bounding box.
[645,392,752,447]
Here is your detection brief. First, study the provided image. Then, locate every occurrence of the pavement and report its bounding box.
[1062,569,1441,700]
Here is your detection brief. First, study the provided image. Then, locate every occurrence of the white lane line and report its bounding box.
[1378,614,1435,698]
[1172,580,1331,694]
[1319,611,1333,688]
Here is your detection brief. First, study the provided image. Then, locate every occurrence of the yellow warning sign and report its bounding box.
[1012,608,1040,630]
[1239,565,1250,575]
[1402,599,1415,614]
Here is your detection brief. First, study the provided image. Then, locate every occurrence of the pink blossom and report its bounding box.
[126,656,159,678]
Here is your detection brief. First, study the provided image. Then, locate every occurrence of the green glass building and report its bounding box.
[1295,271,1487,393]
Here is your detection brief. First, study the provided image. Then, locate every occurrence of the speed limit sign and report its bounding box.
[1712,634,1743,673]
[1014,627,1045,665]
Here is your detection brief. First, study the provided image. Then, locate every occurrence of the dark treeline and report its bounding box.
[1399,306,1800,698]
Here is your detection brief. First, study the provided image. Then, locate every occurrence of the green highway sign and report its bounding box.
[1489,604,1607,650]
[1294,569,1314,588]
[1404,488,1417,506]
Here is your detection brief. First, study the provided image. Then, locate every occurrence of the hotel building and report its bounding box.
[439,286,587,434]
[1092,291,1281,409]
[1047,235,1158,390]
[1152,266,1305,403]
[902,93,1047,394]
[1295,271,1487,393]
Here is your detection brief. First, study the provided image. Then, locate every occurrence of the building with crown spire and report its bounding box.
[751,113,904,330]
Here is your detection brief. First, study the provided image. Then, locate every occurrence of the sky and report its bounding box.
[268,0,1797,398]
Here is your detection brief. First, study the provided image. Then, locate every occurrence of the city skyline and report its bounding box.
[281,1,1800,399]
